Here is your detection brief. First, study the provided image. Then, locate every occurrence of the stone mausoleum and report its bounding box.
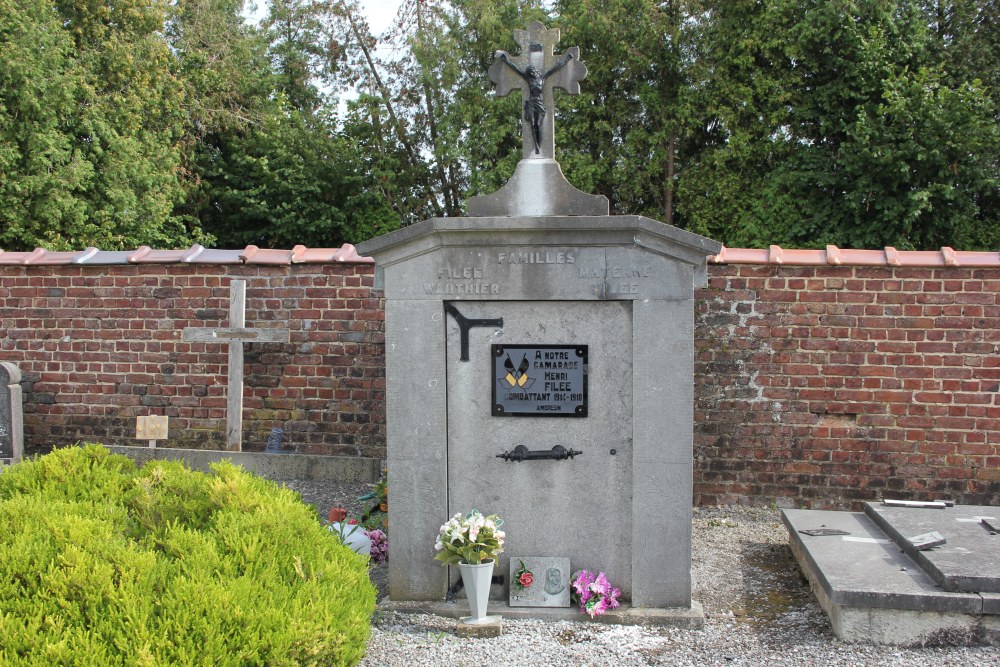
[358,22,721,623]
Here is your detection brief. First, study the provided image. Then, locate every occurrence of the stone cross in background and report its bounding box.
[489,21,588,160]
[182,280,289,451]
[0,361,24,464]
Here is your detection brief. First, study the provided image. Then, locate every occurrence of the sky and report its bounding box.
[246,0,402,33]
[363,0,403,35]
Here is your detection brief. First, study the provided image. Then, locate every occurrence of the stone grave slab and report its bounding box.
[783,509,983,614]
[864,502,1000,594]
[783,508,996,645]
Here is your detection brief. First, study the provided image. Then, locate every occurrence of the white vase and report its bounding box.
[328,522,371,555]
[458,560,494,624]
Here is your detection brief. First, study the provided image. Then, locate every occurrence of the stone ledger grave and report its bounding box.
[0,361,24,465]
[358,22,720,626]
[784,502,1000,645]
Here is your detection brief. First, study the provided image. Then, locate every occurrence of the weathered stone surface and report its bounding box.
[908,530,947,551]
[864,502,1000,593]
[106,445,381,482]
[381,599,705,628]
[784,509,983,614]
[446,300,635,601]
[360,214,719,617]
[0,361,23,462]
[467,159,608,217]
[455,616,502,638]
[784,508,998,646]
[359,216,720,298]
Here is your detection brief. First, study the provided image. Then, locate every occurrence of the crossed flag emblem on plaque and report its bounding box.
[501,353,535,389]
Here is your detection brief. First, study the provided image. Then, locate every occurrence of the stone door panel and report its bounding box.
[445,300,633,598]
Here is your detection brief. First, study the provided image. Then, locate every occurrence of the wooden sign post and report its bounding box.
[182,280,289,451]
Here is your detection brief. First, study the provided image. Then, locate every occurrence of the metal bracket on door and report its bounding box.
[444,303,503,362]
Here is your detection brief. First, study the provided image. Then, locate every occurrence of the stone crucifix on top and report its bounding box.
[489,22,588,160]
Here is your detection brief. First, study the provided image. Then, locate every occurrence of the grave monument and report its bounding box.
[358,22,721,624]
[0,361,24,465]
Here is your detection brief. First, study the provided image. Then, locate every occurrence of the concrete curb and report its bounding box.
[105,445,383,483]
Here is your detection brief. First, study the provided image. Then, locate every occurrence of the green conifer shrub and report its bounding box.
[0,445,375,666]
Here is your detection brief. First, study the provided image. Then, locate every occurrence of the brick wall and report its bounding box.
[1,260,997,508]
[694,264,999,509]
[0,264,385,458]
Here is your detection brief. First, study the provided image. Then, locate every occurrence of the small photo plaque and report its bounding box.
[492,345,587,417]
[508,556,571,607]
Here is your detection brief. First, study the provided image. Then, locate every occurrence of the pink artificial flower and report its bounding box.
[593,572,611,596]
[608,588,622,609]
[592,598,609,617]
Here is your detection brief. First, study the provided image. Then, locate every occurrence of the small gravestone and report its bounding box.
[0,362,24,463]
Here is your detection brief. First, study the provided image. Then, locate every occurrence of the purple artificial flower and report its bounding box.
[367,528,388,563]
[609,587,622,609]
[592,598,609,617]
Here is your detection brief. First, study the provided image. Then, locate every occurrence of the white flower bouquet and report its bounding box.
[433,509,505,565]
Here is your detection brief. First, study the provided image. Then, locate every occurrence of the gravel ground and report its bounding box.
[281,480,998,666]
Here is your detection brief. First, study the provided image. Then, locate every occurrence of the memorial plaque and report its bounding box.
[508,556,571,607]
[492,345,587,417]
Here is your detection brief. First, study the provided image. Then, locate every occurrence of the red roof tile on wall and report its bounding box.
[1,244,995,267]
[709,245,1000,267]
[0,244,374,266]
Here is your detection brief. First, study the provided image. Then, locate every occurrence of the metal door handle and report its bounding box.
[496,445,582,462]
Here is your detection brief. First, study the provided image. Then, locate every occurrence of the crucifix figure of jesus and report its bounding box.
[489,22,588,160]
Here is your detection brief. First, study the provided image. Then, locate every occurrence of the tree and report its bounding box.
[334,0,551,223]
[192,98,398,248]
[4,0,995,251]
[174,0,399,247]
[676,0,999,250]
[0,0,206,250]
[553,0,701,223]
